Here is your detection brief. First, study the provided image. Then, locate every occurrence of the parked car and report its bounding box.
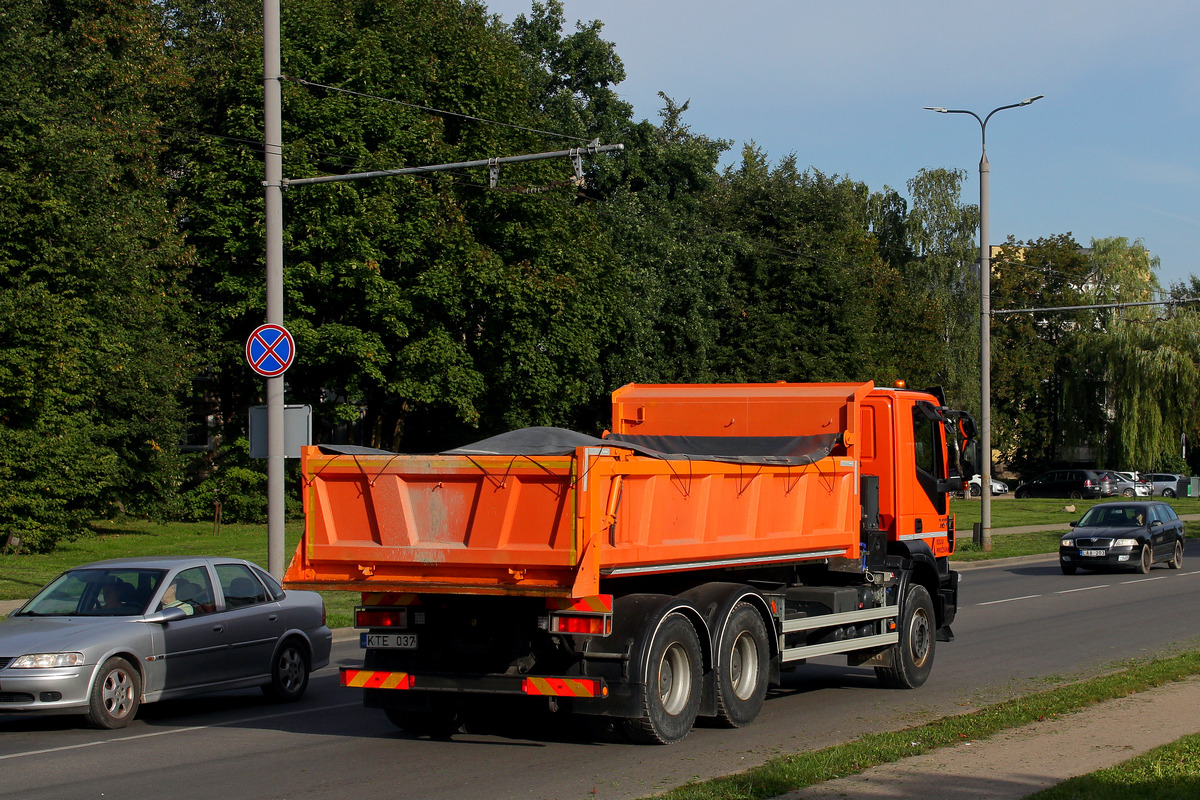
[968,474,1009,496]
[1113,471,1151,497]
[1059,500,1185,575]
[0,556,332,729]
[1013,469,1108,499]
[1141,472,1189,498]
[1099,470,1150,498]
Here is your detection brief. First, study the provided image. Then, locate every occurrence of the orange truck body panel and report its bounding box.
[284,382,954,597]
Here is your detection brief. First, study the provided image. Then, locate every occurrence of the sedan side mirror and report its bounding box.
[1069,521,1077,528]
[142,607,189,624]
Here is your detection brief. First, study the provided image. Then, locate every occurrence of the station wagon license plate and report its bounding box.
[361,633,418,649]
[1079,549,1105,557]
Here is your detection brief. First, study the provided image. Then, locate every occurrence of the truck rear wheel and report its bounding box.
[875,584,935,690]
[621,613,703,744]
[714,603,769,728]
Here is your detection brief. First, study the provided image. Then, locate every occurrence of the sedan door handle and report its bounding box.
[212,624,225,633]
[268,614,279,622]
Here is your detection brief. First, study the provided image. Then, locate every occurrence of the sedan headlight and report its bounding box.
[10,652,84,669]
[1061,538,1073,547]
[1113,538,1139,548]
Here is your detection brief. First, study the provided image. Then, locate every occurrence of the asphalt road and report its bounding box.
[4,545,1200,800]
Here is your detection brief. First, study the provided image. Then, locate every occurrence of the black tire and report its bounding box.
[969,484,981,497]
[1069,490,1083,500]
[262,639,310,702]
[1169,540,1184,570]
[1122,488,1134,497]
[622,613,703,744]
[876,584,935,690]
[714,603,770,728]
[1164,489,1176,498]
[85,657,141,729]
[1060,561,1077,575]
[385,708,464,738]
[1014,489,1028,499]
[1137,543,1153,574]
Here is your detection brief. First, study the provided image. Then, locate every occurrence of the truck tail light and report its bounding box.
[355,608,407,628]
[549,614,612,636]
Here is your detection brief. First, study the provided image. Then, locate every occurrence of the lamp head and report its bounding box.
[924,106,948,113]
[1020,95,1044,105]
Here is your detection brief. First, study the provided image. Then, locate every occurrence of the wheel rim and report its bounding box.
[102,667,135,719]
[658,642,693,716]
[277,647,305,694]
[729,631,760,701]
[908,606,932,668]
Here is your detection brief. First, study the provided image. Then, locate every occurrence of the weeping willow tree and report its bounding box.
[1067,237,1200,470]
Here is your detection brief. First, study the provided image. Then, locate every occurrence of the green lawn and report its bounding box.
[951,495,1200,532]
[0,519,359,627]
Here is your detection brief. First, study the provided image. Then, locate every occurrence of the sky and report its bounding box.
[483,0,1200,288]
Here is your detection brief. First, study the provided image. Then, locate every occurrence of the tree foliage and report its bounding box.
[0,0,193,549]
[6,0,1200,548]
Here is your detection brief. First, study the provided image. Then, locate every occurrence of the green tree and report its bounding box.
[0,0,193,547]
[900,167,980,414]
[1069,237,1200,470]
[990,234,1090,476]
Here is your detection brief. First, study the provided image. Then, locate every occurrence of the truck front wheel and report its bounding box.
[714,603,769,728]
[876,584,935,690]
[621,613,703,744]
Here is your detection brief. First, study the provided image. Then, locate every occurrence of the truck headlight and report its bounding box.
[11,652,84,668]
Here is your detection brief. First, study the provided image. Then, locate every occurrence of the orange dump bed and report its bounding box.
[285,383,876,599]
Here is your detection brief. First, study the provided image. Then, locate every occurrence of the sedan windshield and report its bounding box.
[21,568,167,617]
[1078,505,1146,528]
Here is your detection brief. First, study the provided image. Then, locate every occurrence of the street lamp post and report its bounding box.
[925,95,1043,551]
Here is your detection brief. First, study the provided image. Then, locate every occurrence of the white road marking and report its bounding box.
[0,700,361,762]
[1055,584,1110,594]
[1120,576,1167,584]
[978,594,1041,606]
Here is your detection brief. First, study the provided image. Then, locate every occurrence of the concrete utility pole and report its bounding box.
[924,95,1043,551]
[263,0,286,577]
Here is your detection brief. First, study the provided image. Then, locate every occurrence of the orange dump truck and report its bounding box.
[284,381,975,743]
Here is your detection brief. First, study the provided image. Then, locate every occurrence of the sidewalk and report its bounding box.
[775,676,1200,799]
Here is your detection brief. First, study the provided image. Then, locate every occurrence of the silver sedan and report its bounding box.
[0,556,332,728]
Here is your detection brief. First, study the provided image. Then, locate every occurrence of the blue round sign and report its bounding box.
[246,323,295,377]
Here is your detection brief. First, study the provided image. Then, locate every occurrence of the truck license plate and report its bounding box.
[1080,549,1105,557]
[361,633,418,649]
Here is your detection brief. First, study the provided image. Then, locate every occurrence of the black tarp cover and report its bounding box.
[313,426,837,466]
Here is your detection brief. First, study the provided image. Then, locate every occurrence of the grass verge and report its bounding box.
[645,651,1200,800]
[1025,732,1200,799]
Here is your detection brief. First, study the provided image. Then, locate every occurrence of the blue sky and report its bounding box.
[484,0,1200,288]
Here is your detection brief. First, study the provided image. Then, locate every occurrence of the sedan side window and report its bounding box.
[1162,505,1180,522]
[160,567,216,616]
[217,564,270,609]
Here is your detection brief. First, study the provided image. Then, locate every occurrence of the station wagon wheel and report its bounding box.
[1137,544,1153,574]
[85,657,141,729]
[262,639,309,702]
[1121,488,1134,497]
[1069,491,1083,500]
[1164,489,1176,498]
[1169,540,1184,569]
